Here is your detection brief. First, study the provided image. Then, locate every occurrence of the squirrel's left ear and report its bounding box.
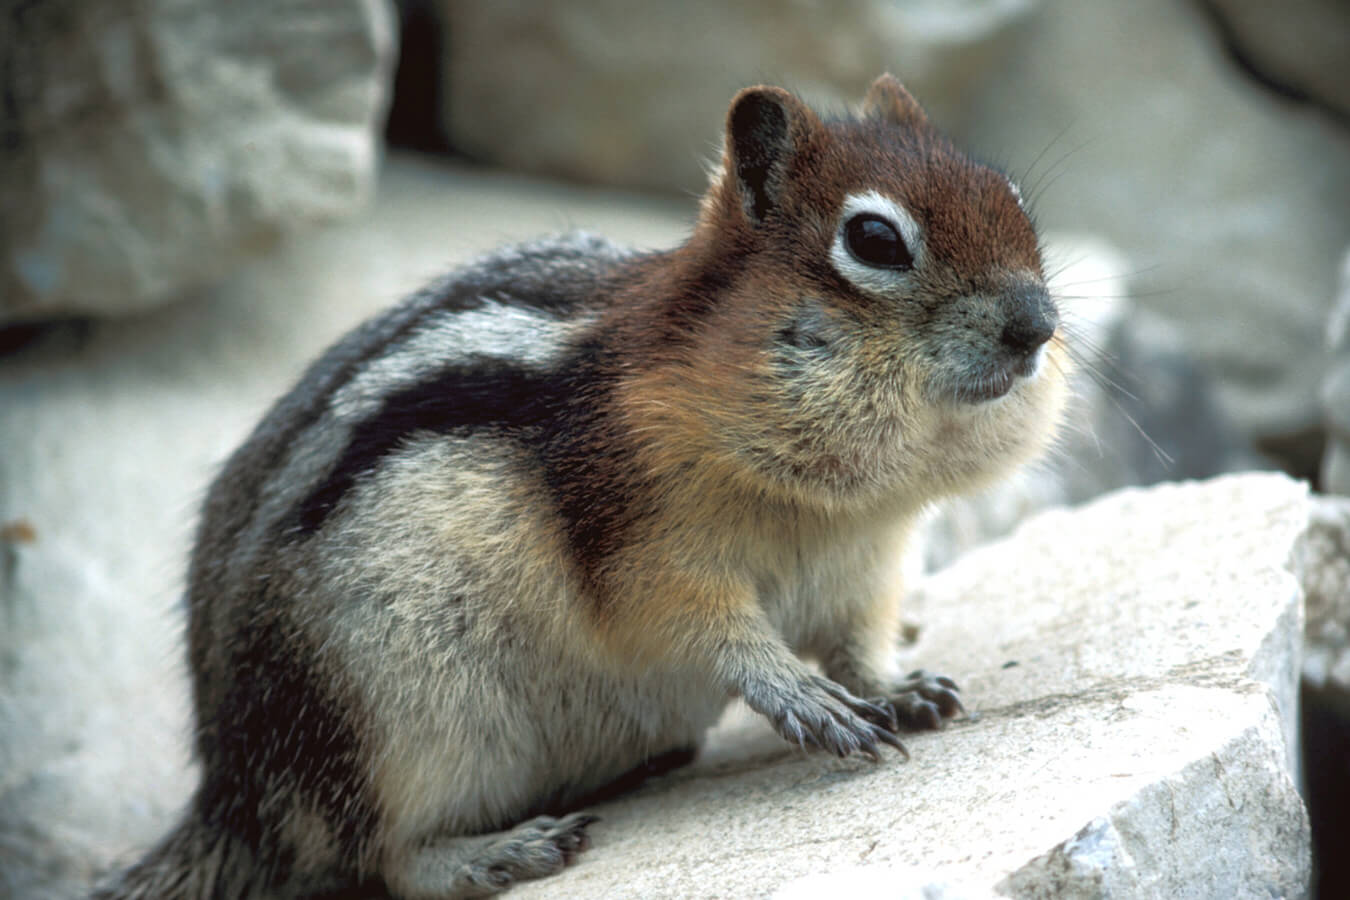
[724,86,820,225]
[861,73,928,128]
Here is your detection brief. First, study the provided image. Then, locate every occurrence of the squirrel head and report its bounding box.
[635,75,1068,509]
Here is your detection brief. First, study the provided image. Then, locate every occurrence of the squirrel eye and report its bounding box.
[844,214,913,270]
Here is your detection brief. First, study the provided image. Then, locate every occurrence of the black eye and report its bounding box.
[844,214,913,270]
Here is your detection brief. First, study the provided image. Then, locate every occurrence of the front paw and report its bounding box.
[890,669,963,731]
[750,674,908,762]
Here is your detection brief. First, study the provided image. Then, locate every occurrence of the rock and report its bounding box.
[0,0,397,323]
[435,0,1042,193]
[1202,0,1350,121]
[959,0,1350,475]
[1295,494,1350,900]
[1322,249,1350,495]
[514,474,1311,897]
[1295,494,1350,693]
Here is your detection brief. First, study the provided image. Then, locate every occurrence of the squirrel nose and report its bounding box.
[1000,285,1058,357]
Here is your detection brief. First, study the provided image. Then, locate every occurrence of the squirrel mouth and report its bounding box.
[962,369,1016,403]
[953,348,1044,405]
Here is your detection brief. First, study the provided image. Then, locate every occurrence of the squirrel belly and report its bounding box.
[95,74,1067,899]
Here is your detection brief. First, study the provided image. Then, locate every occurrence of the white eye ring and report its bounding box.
[829,191,924,296]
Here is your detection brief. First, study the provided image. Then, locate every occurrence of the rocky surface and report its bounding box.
[0,153,1315,897]
[959,0,1350,477]
[516,474,1311,898]
[1297,495,1350,693]
[0,0,396,323]
[1296,493,1350,900]
[435,0,1041,192]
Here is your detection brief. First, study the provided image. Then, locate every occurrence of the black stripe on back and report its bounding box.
[286,337,651,593]
[205,236,633,562]
[292,358,569,535]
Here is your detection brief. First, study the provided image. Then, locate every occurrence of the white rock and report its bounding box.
[1295,494,1350,692]
[959,0,1350,466]
[514,475,1311,898]
[0,0,397,322]
[437,0,1041,193]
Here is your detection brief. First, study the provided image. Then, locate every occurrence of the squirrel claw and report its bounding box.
[762,675,910,762]
[893,669,964,729]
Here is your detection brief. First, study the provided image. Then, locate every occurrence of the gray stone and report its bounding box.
[1204,0,1350,121]
[960,0,1350,471]
[1295,494,1350,693]
[1322,249,1350,495]
[0,0,397,323]
[436,0,1041,193]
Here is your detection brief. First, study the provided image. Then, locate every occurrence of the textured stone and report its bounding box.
[1295,495,1350,900]
[436,0,1041,193]
[1295,494,1350,693]
[514,475,1310,898]
[0,0,396,322]
[960,0,1350,470]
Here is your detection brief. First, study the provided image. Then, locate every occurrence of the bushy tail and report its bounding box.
[90,806,257,900]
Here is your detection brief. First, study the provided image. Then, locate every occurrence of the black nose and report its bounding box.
[1000,285,1058,357]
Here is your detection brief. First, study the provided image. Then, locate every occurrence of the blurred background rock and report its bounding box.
[1,0,396,321]
[1,0,1347,897]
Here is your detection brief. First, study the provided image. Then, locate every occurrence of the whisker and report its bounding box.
[1025,135,1099,207]
[1015,117,1080,189]
[1055,330,1176,469]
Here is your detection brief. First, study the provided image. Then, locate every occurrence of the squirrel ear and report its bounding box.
[861,73,928,128]
[725,86,815,224]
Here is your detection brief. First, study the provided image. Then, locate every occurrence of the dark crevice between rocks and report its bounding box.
[384,0,455,154]
[0,316,95,359]
[1255,427,1329,492]
[1193,0,1350,131]
[1301,680,1350,900]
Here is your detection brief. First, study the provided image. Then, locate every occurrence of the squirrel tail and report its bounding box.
[90,802,257,900]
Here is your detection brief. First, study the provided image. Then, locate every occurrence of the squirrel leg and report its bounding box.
[383,812,596,900]
[738,661,910,761]
[603,574,906,761]
[680,594,906,761]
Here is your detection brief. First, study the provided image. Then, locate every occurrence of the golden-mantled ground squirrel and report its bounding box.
[95,74,1067,899]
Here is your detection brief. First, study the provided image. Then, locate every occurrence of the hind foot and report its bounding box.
[386,811,597,899]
